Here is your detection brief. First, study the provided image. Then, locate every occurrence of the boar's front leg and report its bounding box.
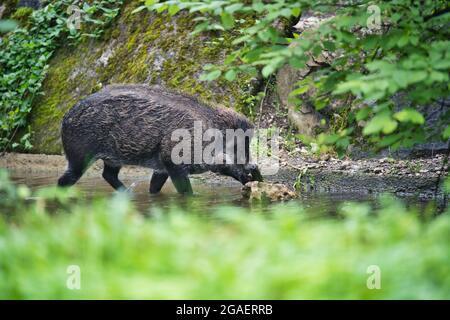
[163,162,193,195]
[102,163,125,190]
[149,171,169,194]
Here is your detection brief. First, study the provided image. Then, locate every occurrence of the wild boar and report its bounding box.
[57,84,263,194]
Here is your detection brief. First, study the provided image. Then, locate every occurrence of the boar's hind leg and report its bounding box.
[149,171,169,194]
[163,162,193,195]
[102,163,125,190]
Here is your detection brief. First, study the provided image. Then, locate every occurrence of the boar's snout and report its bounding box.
[220,163,263,185]
[245,163,264,183]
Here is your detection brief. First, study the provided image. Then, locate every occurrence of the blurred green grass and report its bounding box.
[0,170,449,299]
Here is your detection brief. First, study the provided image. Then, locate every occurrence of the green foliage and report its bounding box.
[0,170,449,299]
[0,19,18,33]
[67,0,123,40]
[444,176,450,194]
[0,0,123,151]
[142,0,450,154]
[0,170,30,209]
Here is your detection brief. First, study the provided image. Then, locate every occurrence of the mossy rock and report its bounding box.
[242,181,298,201]
[0,0,19,18]
[28,0,257,154]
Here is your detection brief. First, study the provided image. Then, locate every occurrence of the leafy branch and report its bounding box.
[140,0,450,155]
[0,0,123,152]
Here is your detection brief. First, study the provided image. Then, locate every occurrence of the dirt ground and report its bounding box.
[2,152,447,178]
[0,152,149,176]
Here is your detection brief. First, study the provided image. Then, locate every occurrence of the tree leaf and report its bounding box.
[168,5,180,16]
[224,69,236,82]
[202,70,222,81]
[289,86,309,96]
[221,12,234,29]
[443,125,450,139]
[394,108,425,124]
[225,3,243,13]
[356,107,370,121]
[292,8,301,17]
[262,64,276,78]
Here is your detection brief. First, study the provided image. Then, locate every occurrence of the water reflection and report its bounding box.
[9,170,378,217]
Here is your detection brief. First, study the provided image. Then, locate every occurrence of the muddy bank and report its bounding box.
[1,152,447,200]
[274,152,448,200]
[0,152,148,176]
[0,152,242,187]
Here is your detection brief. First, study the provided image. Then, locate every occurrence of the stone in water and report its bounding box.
[242,181,298,201]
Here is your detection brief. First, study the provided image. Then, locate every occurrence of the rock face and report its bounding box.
[0,0,18,18]
[276,65,324,136]
[27,1,256,154]
[17,0,40,9]
[275,13,338,137]
[242,181,298,201]
[277,11,450,145]
[0,0,38,19]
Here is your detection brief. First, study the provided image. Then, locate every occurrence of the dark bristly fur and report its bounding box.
[58,84,262,194]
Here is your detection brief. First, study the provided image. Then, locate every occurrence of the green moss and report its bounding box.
[28,0,257,154]
[28,45,97,154]
[10,7,33,27]
[328,104,352,133]
[110,27,121,39]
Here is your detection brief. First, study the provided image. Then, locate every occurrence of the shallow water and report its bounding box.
[8,169,380,217]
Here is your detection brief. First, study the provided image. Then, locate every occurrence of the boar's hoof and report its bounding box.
[242,181,298,201]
